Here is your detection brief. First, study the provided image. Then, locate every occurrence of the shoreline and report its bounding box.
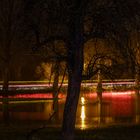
[0,123,140,140]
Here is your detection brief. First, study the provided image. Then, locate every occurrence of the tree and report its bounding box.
[85,0,140,80]
[24,1,89,139]
[0,0,27,125]
[83,38,126,80]
[0,0,26,90]
[63,1,140,139]
[24,0,140,139]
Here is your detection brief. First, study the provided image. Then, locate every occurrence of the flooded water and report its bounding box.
[0,90,140,129]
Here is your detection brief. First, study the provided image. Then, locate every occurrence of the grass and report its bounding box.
[0,123,140,140]
[75,125,140,140]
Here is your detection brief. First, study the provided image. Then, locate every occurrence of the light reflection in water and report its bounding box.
[80,97,86,129]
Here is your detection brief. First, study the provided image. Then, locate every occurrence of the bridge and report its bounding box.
[0,79,135,90]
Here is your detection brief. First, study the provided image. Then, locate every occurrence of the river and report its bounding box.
[0,90,140,129]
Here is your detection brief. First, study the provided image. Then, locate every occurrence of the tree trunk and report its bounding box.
[135,65,140,89]
[52,61,60,121]
[2,66,9,91]
[61,1,87,139]
[135,90,140,123]
[62,37,84,140]
[2,64,10,125]
[96,69,103,124]
[135,65,140,123]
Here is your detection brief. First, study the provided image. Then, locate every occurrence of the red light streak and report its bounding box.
[0,93,66,99]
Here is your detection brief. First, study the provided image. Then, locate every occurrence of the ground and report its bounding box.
[0,123,140,140]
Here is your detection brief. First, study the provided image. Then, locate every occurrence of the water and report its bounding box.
[77,91,139,129]
[0,90,140,129]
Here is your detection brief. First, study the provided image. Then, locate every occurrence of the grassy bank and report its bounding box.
[0,123,140,140]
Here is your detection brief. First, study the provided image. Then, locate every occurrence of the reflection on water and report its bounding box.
[0,90,140,129]
[80,106,86,129]
[80,97,86,129]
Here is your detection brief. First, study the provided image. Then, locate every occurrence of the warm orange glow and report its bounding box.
[80,97,86,129]
[81,97,85,105]
[80,105,86,129]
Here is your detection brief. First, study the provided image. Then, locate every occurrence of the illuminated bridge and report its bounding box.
[0,79,135,90]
